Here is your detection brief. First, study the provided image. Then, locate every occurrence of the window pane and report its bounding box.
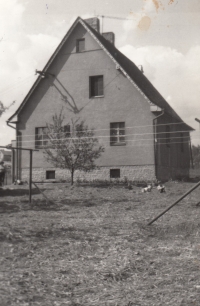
[97,76,103,96]
[110,169,120,178]
[90,76,103,97]
[35,127,49,148]
[119,136,125,142]
[46,170,55,179]
[63,125,70,137]
[110,122,125,146]
[76,39,85,52]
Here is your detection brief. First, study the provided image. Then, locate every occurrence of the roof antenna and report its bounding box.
[35,69,46,78]
[138,65,144,74]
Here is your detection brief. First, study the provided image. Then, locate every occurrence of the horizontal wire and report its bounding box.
[16,122,196,139]
[17,133,193,145]
[18,140,195,150]
[16,130,198,145]
[0,74,35,95]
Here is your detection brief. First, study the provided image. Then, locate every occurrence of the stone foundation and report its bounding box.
[21,165,156,183]
[157,166,189,181]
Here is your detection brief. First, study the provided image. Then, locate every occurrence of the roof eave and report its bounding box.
[7,16,82,122]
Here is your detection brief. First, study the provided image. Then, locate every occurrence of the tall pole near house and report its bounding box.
[148,180,200,225]
[195,118,200,130]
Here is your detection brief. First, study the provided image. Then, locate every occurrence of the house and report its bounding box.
[7,17,194,183]
[0,149,12,185]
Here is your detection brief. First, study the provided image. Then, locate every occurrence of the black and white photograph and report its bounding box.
[1,0,200,305]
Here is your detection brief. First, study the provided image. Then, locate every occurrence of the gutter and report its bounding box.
[153,109,165,180]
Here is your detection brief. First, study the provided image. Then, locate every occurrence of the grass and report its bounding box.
[0,181,200,305]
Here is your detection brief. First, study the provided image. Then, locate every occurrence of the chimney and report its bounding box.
[84,17,100,32]
[102,32,115,45]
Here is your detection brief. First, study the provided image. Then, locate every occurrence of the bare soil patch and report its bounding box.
[0,181,200,305]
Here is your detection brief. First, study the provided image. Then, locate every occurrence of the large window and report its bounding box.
[35,127,48,149]
[76,39,85,53]
[110,122,125,146]
[89,75,103,98]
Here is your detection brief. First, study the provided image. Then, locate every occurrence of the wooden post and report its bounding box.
[148,180,200,225]
[29,150,33,203]
[32,182,53,204]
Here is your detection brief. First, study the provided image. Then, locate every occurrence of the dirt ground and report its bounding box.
[0,181,200,306]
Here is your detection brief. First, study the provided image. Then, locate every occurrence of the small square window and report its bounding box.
[46,170,55,180]
[110,122,125,146]
[110,169,120,178]
[76,39,85,52]
[89,75,103,97]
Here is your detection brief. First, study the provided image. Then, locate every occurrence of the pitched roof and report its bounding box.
[8,17,193,131]
[81,19,193,131]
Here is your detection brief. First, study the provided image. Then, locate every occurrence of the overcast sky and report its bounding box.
[0,0,200,146]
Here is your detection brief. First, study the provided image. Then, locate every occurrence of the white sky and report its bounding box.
[0,0,200,146]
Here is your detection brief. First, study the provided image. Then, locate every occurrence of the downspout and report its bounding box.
[6,120,17,182]
[153,109,164,180]
[189,135,194,169]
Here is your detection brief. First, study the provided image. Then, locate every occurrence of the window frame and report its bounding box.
[89,75,104,98]
[110,122,126,146]
[110,169,120,179]
[35,127,49,149]
[63,125,71,138]
[46,170,55,180]
[76,38,85,53]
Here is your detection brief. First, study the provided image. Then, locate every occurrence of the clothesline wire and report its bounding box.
[15,129,198,145]
[15,121,196,139]
[18,139,196,150]
[16,133,195,145]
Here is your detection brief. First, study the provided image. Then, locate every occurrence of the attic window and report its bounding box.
[89,75,104,98]
[76,39,85,52]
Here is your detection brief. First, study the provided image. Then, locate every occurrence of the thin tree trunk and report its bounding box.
[71,169,74,185]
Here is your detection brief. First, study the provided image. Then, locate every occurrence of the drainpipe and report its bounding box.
[6,120,17,182]
[189,135,194,169]
[153,109,164,180]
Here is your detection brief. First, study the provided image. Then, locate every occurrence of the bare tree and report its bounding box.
[43,110,105,185]
[0,101,15,117]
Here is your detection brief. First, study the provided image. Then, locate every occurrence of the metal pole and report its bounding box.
[29,150,33,203]
[148,180,200,225]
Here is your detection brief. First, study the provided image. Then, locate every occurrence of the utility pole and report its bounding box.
[195,118,200,130]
